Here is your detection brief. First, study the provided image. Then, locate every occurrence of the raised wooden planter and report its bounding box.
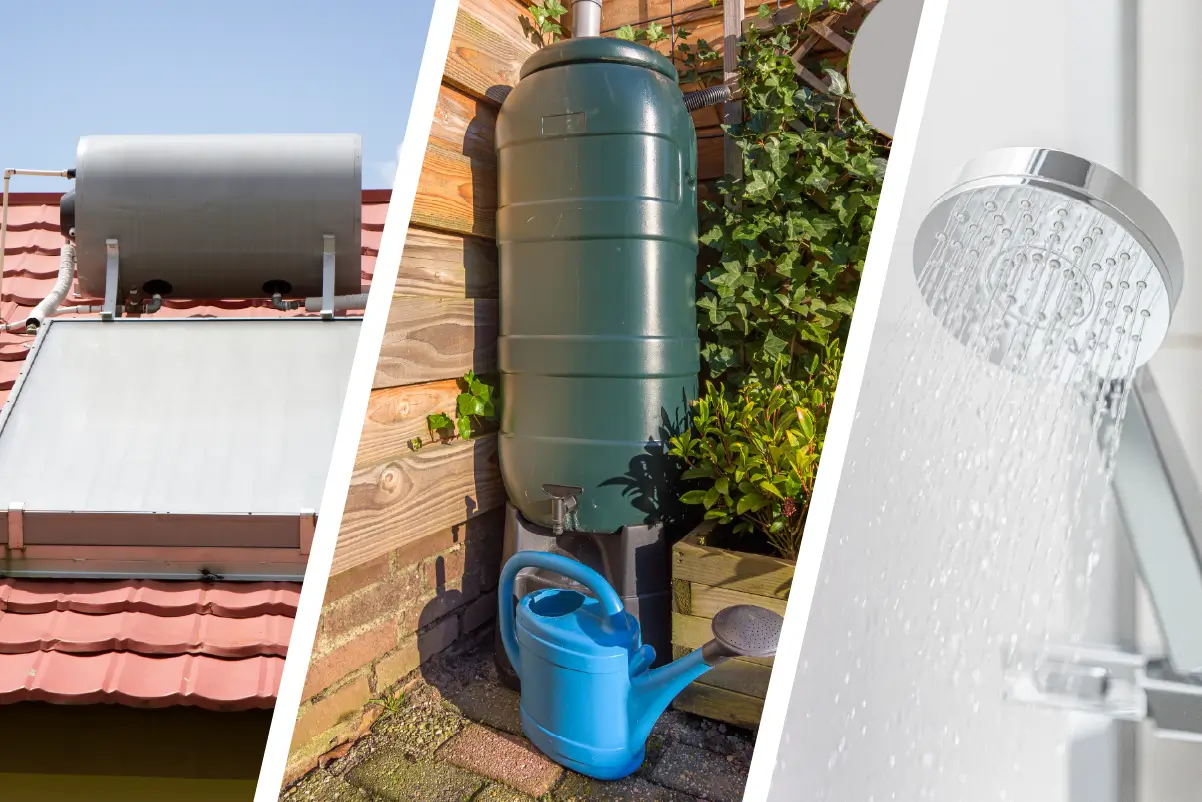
[670,521,794,730]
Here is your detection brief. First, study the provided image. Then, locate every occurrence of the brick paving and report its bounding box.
[282,633,755,802]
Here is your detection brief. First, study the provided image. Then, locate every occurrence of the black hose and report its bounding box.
[683,83,733,112]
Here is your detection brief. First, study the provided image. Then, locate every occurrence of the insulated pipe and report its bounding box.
[0,168,73,325]
[571,0,602,38]
[303,293,368,313]
[26,241,76,331]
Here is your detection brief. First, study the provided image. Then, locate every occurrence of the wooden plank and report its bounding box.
[445,0,540,106]
[672,612,774,667]
[672,535,795,599]
[374,298,498,390]
[331,436,505,575]
[601,0,765,30]
[397,227,498,299]
[690,583,789,618]
[672,578,692,616]
[693,655,773,698]
[672,682,765,730]
[412,141,497,239]
[722,0,743,181]
[698,132,724,181]
[354,379,462,471]
[429,83,498,166]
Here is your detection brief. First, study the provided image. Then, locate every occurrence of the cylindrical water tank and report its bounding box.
[71,134,363,300]
[496,39,700,534]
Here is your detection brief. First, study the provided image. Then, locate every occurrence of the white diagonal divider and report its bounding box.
[253,2,462,797]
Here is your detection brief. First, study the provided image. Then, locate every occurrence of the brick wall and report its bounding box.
[286,510,503,784]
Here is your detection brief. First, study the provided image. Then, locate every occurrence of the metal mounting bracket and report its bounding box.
[6,502,24,551]
[102,239,122,321]
[321,234,335,320]
[1003,641,1202,742]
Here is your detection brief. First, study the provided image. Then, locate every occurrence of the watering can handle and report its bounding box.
[497,551,628,678]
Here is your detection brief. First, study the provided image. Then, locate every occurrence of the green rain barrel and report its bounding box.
[496,38,699,534]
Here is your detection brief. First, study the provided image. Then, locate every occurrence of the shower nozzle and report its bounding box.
[913,148,1183,378]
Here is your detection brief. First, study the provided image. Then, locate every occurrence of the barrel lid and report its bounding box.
[519,37,678,82]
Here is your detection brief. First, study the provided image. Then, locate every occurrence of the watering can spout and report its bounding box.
[628,605,785,746]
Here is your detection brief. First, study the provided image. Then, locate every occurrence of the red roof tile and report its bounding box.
[0,189,387,406]
[0,579,297,710]
[0,189,388,709]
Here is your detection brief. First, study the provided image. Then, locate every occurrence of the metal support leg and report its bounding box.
[102,239,120,321]
[321,235,335,321]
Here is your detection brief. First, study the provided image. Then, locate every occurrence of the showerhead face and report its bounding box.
[913,148,1183,382]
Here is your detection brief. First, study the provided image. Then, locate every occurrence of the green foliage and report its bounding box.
[425,371,498,443]
[697,8,888,386]
[368,690,406,718]
[529,0,568,43]
[668,343,842,560]
[615,24,720,88]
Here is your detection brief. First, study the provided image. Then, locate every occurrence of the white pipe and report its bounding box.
[26,241,75,330]
[0,168,73,326]
[303,293,368,313]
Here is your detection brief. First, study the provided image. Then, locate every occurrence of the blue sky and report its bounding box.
[1,0,437,191]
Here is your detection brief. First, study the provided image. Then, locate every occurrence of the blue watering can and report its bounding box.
[498,551,785,780]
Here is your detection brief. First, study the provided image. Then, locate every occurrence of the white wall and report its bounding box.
[1134,0,1202,799]
[755,0,1200,799]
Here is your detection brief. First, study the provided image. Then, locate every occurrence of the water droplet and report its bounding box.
[1103,281,1113,290]
[1120,280,1130,290]
[1020,199,1032,209]
[985,200,997,211]
[1120,252,1130,261]
[1002,228,1012,238]
[1025,228,1036,237]
[1091,263,1102,271]
[1141,309,1151,318]
[955,212,967,223]
[1137,280,1147,289]
[1083,236,1094,247]
[993,214,1005,225]
[1106,257,1117,267]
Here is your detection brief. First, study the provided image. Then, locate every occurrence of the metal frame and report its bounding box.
[97,234,341,321]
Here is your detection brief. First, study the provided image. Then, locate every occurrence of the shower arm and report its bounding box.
[1005,366,1202,743]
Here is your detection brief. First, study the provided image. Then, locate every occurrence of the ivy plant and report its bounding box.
[668,343,842,560]
[422,370,498,446]
[698,6,888,385]
[615,25,720,89]
[529,0,568,45]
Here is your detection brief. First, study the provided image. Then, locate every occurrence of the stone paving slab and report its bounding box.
[474,784,536,801]
[650,744,747,802]
[344,744,485,802]
[284,767,375,802]
[445,681,523,737]
[553,773,697,801]
[438,723,562,798]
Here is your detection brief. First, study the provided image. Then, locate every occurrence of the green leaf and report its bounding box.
[680,490,709,505]
[427,412,453,431]
[616,24,637,41]
[736,492,770,514]
[457,417,472,441]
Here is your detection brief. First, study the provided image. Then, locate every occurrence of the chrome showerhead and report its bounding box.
[913,148,1183,380]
